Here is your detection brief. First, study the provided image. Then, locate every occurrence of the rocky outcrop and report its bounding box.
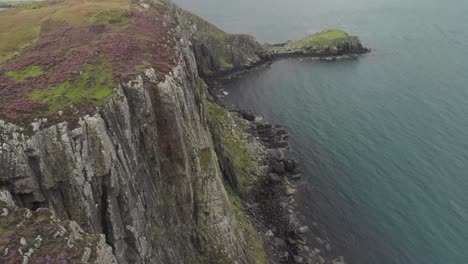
[180,10,267,78]
[0,190,117,264]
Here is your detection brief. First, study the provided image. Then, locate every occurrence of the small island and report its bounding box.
[268,29,369,59]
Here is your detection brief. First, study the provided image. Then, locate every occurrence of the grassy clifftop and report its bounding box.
[0,0,177,124]
[269,29,368,56]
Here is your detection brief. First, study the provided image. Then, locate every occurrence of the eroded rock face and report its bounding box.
[0,190,117,264]
[0,18,252,264]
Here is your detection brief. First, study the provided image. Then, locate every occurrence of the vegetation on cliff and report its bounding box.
[0,0,177,124]
[181,10,266,77]
[206,101,268,263]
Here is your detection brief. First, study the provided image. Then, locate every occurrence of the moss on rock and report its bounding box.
[207,101,263,193]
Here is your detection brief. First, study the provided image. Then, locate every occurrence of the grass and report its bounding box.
[225,184,267,264]
[196,245,235,264]
[199,147,213,172]
[269,29,356,53]
[0,0,131,64]
[285,29,352,50]
[6,65,44,80]
[28,60,114,115]
[87,8,131,29]
[207,102,261,193]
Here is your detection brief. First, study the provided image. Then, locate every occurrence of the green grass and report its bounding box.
[0,0,131,65]
[199,147,213,172]
[207,102,261,193]
[268,29,357,53]
[196,245,235,264]
[285,29,351,49]
[225,184,267,264]
[6,65,44,80]
[88,8,131,29]
[28,60,114,115]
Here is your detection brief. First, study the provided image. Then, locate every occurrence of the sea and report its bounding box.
[174,0,468,263]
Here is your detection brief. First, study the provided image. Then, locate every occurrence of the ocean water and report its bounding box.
[174,0,468,263]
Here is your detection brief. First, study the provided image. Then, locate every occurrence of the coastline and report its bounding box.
[204,46,369,263]
[204,51,371,88]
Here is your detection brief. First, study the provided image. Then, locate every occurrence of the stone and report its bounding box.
[298,226,309,234]
[293,255,304,263]
[325,243,331,252]
[273,237,287,248]
[286,186,296,196]
[314,248,321,254]
[315,237,324,244]
[265,230,274,238]
[272,161,286,174]
[284,159,295,171]
[287,238,297,244]
[81,247,92,263]
[318,256,325,264]
[20,237,27,247]
[1,208,8,217]
[280,251,290,261]
[269,173,282,182]
[291,173,302,180]
[332,256,345,264]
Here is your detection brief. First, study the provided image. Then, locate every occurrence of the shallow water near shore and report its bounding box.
[175,0,468,263]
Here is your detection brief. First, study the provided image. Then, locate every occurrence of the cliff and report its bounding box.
[0,0,264,263]
[0,1,367,263]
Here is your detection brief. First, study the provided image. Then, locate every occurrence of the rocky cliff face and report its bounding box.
[0,1,263,263]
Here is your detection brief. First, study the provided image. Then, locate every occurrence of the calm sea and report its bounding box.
[174,0,468,263]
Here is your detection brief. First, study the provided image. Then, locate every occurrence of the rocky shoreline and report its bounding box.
[204,51,370,88]
[214,107,345,264]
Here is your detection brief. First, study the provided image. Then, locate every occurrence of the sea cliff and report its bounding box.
[0,1,367,263]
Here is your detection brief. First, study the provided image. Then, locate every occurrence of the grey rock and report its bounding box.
[291,173,302,180]
[284,159,295,171]
[272,161,286,174]
[273,237,287,248]
[265,230,274,238]
[315,237,324,244]
[298,226,309,234]
[286,186,296,196]
[293,254,304,263]
[269,173,282,182]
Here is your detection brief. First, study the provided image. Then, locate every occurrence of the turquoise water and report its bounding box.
[175,0,468,263]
